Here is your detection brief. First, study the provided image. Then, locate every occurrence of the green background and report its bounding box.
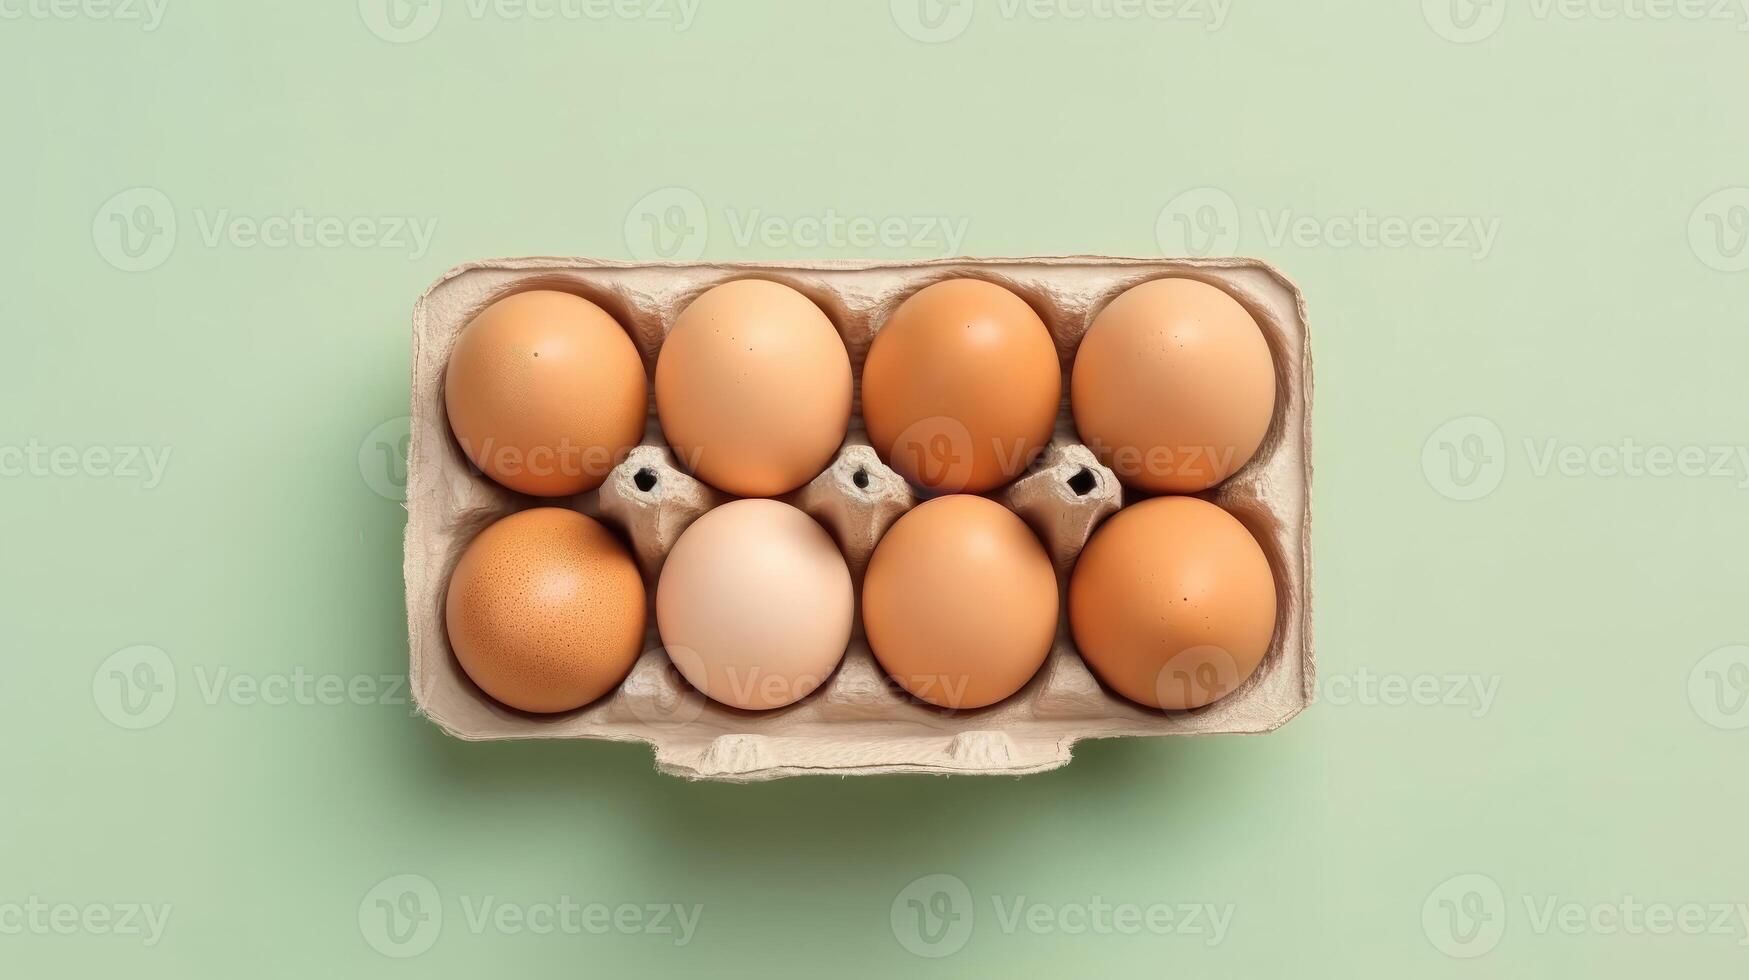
[4,1,1747,976]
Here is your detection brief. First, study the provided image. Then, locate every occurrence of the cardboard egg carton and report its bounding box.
[404,256,1313,781]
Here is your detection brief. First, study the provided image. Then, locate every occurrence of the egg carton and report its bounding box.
[404,256,1313,781]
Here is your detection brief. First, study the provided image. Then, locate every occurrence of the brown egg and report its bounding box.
[655,279,852,497]
[862,495,1058,709]
[444,508,646,713]
[1069,497,1277,710]
[445,290,648,497]
[863,279,1061,493]
[1071,278,1275,493]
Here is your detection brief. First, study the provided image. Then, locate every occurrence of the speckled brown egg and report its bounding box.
[1069,497,1277,710]
[862,279,1061,494]
[444,508,646,713]
[445,289,648,497]
[1071,277,1275,492]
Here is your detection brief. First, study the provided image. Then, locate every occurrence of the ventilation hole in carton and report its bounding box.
[852,468,870,489]
[1067,467,1096,496]
[633,468,658,493]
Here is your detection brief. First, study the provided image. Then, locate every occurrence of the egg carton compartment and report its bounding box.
[405,256,1313,781]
